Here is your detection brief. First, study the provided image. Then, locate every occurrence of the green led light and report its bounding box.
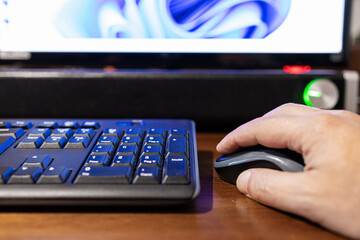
[308,90,322,98]
[303,79,321,107]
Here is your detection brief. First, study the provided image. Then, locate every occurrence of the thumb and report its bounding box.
[237,169,312,215]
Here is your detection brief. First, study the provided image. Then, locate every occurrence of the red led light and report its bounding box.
[283,65,311,74]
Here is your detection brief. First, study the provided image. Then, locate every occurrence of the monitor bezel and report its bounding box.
[0,0,352,69]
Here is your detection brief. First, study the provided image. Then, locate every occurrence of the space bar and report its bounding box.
[0,136,16,155]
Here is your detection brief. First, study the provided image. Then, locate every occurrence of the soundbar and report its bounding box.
[0,69,358,131]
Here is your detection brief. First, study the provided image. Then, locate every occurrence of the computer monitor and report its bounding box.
[0,0,352,68]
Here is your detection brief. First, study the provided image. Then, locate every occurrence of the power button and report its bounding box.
[303,78,339,109]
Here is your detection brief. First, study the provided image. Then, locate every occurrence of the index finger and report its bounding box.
[216,115,307,155]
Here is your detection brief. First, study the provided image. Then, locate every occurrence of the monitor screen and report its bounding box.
[0,0,352,68]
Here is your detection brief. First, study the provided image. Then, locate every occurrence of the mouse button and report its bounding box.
[266,149,305,166]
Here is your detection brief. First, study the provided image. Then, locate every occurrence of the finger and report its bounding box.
[237,169,313,216]
[262,103,320,118]
[216,115,306,155]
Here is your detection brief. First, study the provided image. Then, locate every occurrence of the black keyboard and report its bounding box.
[0,119,199,205]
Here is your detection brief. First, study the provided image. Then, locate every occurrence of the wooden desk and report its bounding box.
[0,133,347,240]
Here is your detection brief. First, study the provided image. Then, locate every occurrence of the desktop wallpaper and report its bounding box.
[54,0,292,39]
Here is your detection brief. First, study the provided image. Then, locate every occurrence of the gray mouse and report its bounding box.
[214,145,304,184]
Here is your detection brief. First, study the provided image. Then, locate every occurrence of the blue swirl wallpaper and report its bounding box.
[55,0,292,39]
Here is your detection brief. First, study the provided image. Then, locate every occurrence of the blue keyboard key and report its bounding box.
[51,128,74,139]
[103,128,123,139]
[75,166,133,184]
[162,155,189,184]
[0,121,11,128]
[147,128,165,137]
[117,145,140,157]
[133,166,161,184]
[169,129,187,137]
[144,136,165,146]
[97,136,119,147]
[91,145,115,157]
[29,128,52,139]
[81,121,100,129]
[124,128,144,137]
[0,128,25,139]
[85,155,111,166]
[12,121,33,129]
[0,166,14,183]
[41,136,67,149]
[74,128,95,139]
[112,155,137,167]
[60,121,80,128]
[8,166,43,184]
[65,136,91,149]
[16,136,44,149]
[139,155,163,168]
[166,136,188,158]
[141,145,164,156]
[22,154,52,169]
[37,166,71,184]
[0,136,16,155]
[38,121,59,128]
[120,136,142,147]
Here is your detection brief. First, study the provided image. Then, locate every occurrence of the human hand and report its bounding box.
[216,103,360,239]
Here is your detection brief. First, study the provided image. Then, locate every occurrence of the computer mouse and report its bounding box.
[214,145,305,185]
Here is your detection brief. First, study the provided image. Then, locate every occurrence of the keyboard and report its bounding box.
[0,119,200,205]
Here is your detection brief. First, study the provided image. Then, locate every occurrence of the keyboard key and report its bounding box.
[37,166,71,184]
[117,145,140,157]
[91,145,115,157]
[162,155,189,184]
[124,128,144,137]
[97,136,119,147]
[74,128,95,139]
[169,129,187,137]
[12,121,33,129]
[51,128,74,139]
[65,136,91,149]
[147,128,165,137]
[41,136,67,149]
[141,145,164,156]
[75,166,133,184]
[144,136,165,147]
[0,128,25,139]
[38,121,59,129]
[111,155,137,167]
[0,121,11,128]
[166,136,188,158]
[29,128,52,139]
[85,155,111,166]
[0,166,14,183]
[60,121,80,129]
[8,166,43,184]
[139,155,163,168]
[81,121,100,129]
[16,136,44,149]
[0,136,16,155]
[103,128,123,139]
[120,136,142,147]
[22,154,52,169]
[133,166,161,184]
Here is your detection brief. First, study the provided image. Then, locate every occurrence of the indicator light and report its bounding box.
[283,65,311,74]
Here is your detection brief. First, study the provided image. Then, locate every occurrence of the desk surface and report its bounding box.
[0,133,347,240]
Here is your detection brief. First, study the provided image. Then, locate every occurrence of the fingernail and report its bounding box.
[237,171,251,195]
